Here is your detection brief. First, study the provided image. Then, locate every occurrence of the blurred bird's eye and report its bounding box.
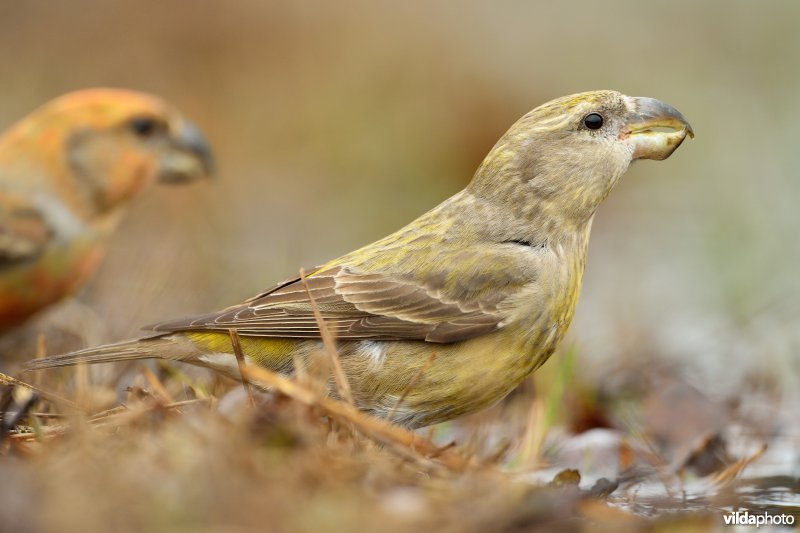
[583,113,604,130]
[129,117,162,137]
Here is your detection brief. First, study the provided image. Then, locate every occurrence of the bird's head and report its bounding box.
[469,90,693,230]
[2,88,214,216]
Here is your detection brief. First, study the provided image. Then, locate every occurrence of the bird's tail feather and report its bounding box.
[23,335,195,371]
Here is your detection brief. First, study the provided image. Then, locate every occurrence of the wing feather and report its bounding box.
[150,264,506,343]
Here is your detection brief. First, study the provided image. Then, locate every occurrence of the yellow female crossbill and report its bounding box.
[27,90,692,428]
[0,89,213,331]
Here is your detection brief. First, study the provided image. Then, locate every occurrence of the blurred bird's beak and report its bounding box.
[624,96,694,161]
[159,119,215,184]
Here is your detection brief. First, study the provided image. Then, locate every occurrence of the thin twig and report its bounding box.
[292,352,309,386]
[299,267,354,406]
[88,405,129,421]
[239,362,473,471]
[142,367,175,403]
[387,351,437,422]
[519,396,545,469]
[228,329,256,407]
[8,397,213,442]
[89,398,210,423]
[33,332,47,389]
[711,443,768,488]
[161,398,212,410]
[0,371,81,412]
[6,424,68,441]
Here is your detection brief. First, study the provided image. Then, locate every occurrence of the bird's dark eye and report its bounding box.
[583,113,604,130]
[129,116,161,137]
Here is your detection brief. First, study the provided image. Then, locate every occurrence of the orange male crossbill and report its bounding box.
[0,89,213,331]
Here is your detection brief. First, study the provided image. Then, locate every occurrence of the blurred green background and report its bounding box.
[1,0,797,396]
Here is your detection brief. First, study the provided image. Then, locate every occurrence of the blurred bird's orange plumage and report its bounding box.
[0,89,213,330]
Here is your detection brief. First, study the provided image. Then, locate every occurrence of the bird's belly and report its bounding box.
[341,327,552,428]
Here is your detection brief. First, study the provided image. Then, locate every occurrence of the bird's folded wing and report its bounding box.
[149,266,504,343]
[0,193,52,266]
